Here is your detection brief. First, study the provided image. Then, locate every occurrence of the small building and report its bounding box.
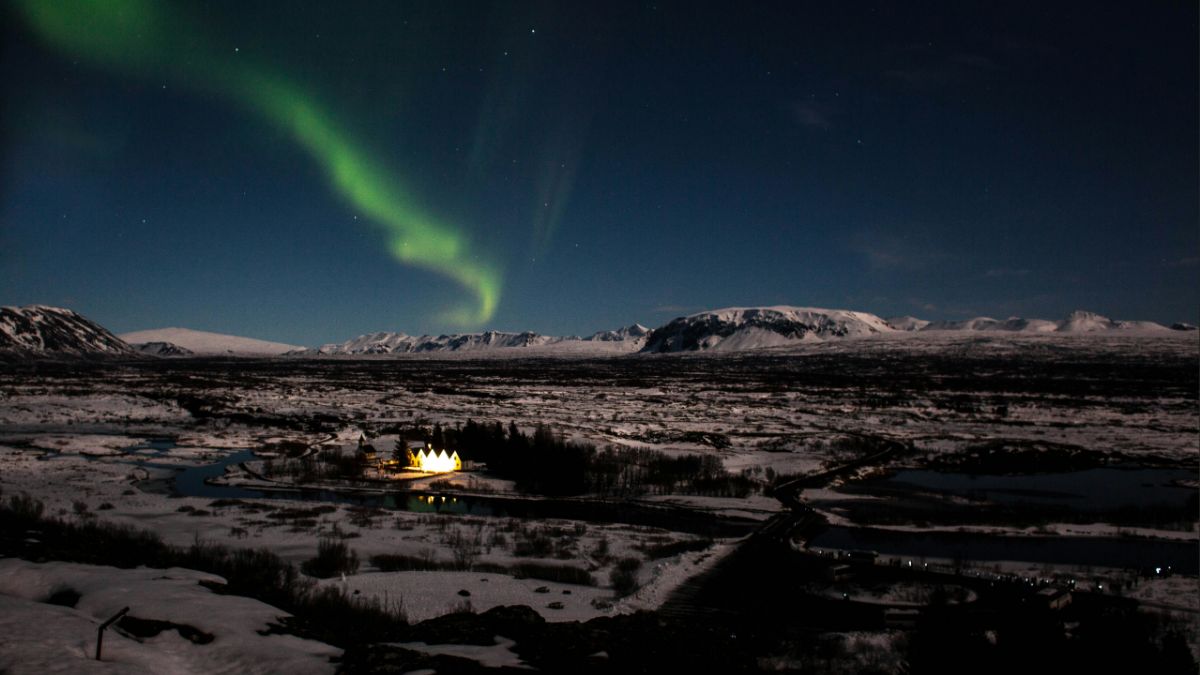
[825,564,854,582]
[410,447,461,473]
[844,550,879,564]
[356,434,377,459]
[402,440,461,473]
[1036,586,1072,611]
[352,432,464,475]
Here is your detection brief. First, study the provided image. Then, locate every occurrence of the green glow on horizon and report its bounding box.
[15,0,500,325]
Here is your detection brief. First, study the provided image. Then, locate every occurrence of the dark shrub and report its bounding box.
[370,553,452,572]
[0,500,403,647]
[8,493,44,520]
[512,562,595,586]
[641,538,713,560]
[302,538,360,578]
[610,557,642,597]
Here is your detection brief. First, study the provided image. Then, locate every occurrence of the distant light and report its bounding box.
[1155,567,1161,574]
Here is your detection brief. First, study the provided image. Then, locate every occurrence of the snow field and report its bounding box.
[0,559,339,675]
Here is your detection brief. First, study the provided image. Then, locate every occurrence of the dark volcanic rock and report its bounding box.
[133,341,195,357]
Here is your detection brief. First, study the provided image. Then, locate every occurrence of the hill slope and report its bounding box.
[641,307,895,353]
[118,328,302,356]
[308,325,649,356]
[0,305,133,356]
[919,311,1169,334]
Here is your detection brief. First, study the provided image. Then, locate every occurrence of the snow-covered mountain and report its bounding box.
[918,311,1169,334]
[109,308,1190,359]
[1054,310,1169,333]
[131,341,194,357]
[641,307,896,353]
[922,317,1058,332]
[118,328,302,356]
[0,305,134,356]
[306,325,650,356]
[6,303,1185,361]
[586,324,650,343]
[886,316,931,332]
[308,330,554,355]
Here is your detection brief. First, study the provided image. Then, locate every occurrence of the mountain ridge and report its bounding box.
[304,323,652,356]
[0,305,134,356]
[2,304,1190,359]
[910,310,1171,334]
[118,327,303,356]
[641,306,896,353]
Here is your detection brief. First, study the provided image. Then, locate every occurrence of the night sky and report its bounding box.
[3,1,1196,344]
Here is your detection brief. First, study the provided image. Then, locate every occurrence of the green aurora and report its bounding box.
[15,0,501,325]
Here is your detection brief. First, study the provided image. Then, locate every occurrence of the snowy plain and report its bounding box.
[0,559,339,675]
[0,331,1196,667]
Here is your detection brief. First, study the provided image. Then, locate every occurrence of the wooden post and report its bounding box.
[96,606,130,661]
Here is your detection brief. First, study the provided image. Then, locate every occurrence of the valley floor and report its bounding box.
[0,332,1196,671]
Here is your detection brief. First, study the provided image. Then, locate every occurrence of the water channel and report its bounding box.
[807,525,1197,574]
[806,465,1198,573]
[132,444,1198,572]
[162,449,757,537]
[877,467,1196,511]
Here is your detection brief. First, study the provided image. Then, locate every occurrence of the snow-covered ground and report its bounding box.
[319,570,608,624]
[0,332,1194,665]
[0,559,339,674]
[0,439,724,626]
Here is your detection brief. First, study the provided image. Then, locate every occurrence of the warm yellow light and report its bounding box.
[410,448,461,473]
